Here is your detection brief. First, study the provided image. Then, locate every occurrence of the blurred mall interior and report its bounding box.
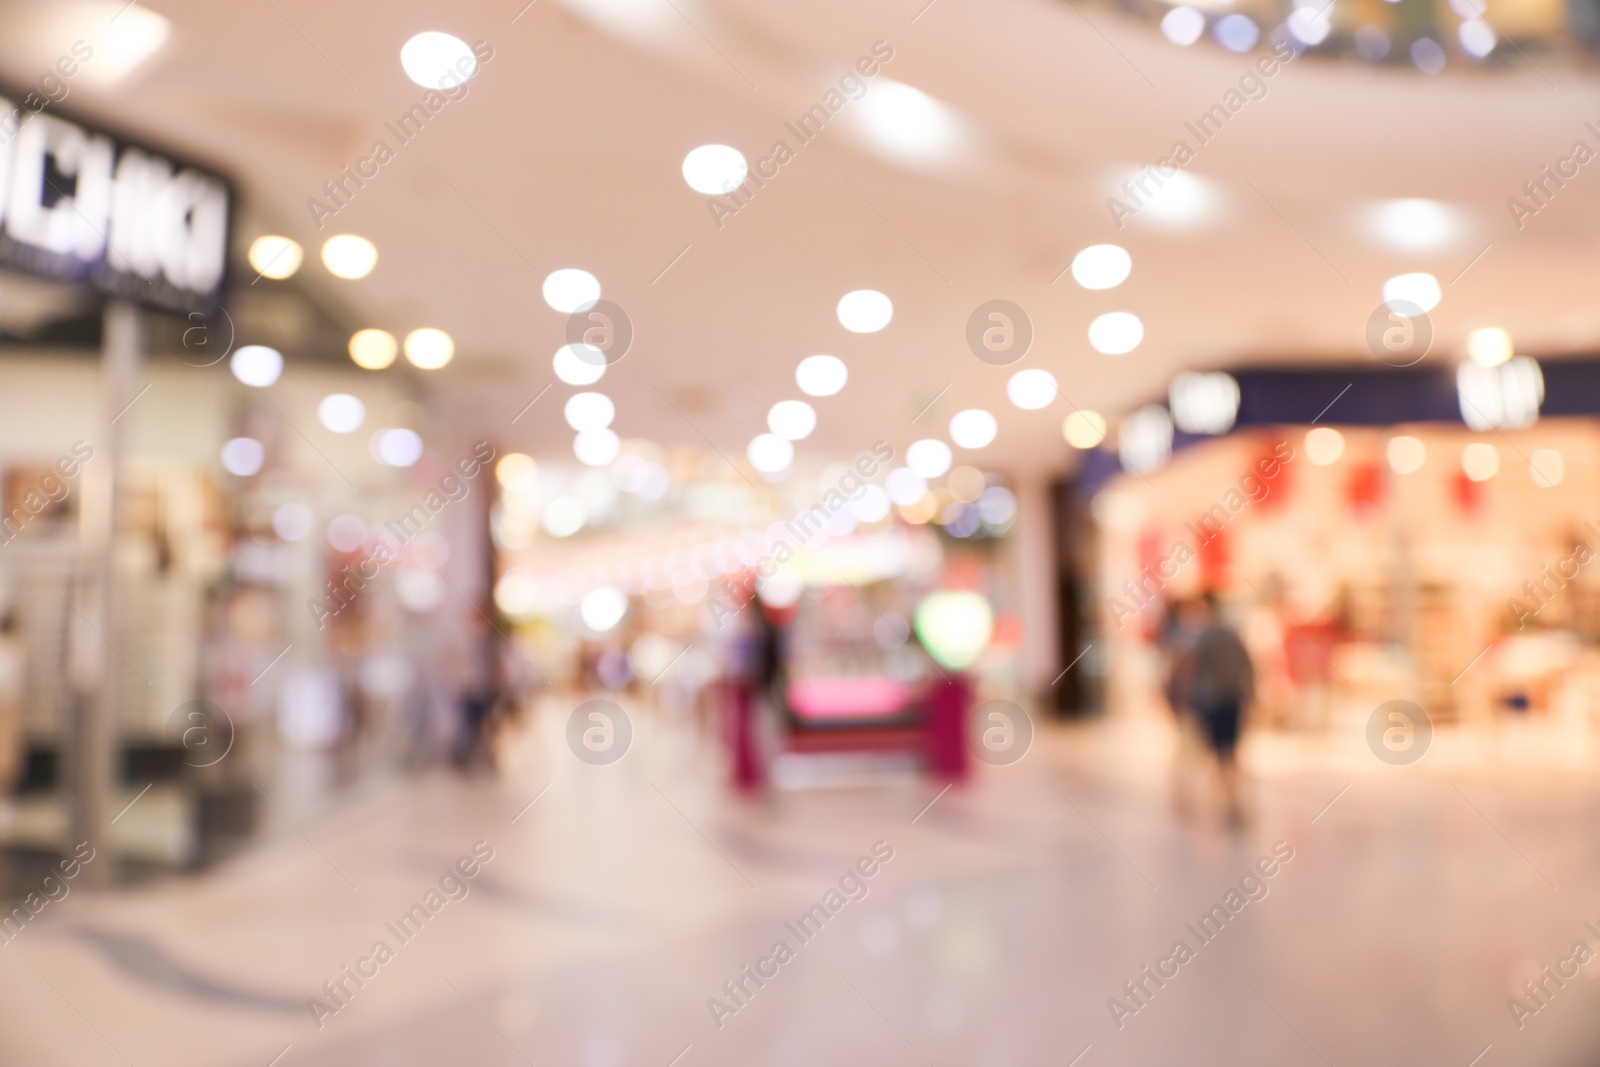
[1,0,1600,1064]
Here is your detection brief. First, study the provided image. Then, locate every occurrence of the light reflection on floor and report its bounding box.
[1,697,1597,1067]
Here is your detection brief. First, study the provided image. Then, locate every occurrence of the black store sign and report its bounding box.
[0,96,231,315]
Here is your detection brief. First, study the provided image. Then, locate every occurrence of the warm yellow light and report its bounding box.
[322,234,378,279]
[348,329,398,370]
[1467,327,1512,367]
[1305,426,1345,466]
[948,466,985,503]
[404,328,454,369]
[1462,442,1499,482]
[898,493,938,525]
[248,235,302,280]
[1529,449,1563,488]
[1063,410,1107,449]
[1387,435,1426,474]
[496,452,538,490]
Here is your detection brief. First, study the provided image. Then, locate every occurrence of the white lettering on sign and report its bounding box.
[0,102,228,311]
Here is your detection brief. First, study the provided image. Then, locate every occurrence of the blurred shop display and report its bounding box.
[722,537,983,791]
[1088,416,1600,748]
[0,173,492,883]
[1107,0,1584,71]
[492,455,1027,789]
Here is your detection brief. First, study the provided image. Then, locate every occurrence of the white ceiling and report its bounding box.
[14,0,1600,474]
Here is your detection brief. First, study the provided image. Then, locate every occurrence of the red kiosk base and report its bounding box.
[722,675,971,792]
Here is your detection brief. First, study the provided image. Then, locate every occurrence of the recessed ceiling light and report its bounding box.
[272,503,313,541]
[886,468,927,506]
[1467,327,1512,366]
[1168,371,1240,434]
[220,437,264,477]
[400,31,478,90]
[1288,3,1333,45]
[1387,435,1426,474]
[796,355,848,397]
[1457,357,1544,431]
[845,78,971,170]
[322,235,377,279]
[1071,244,1131,290]
[1160,6,1205,45]
[1459,18,1496,57]
[1383,273,1441,313]
[1007,369,1057,410]
[1462,442,1499,481]
[899,494,938,525]
[375,428,423,467]
[949,409,997,449]
[542,495,587,537]
[1529,449,1563,487]
[349,329,398,370]
[1354,24,1390,60]
[978,487,1017,526]
[554,344,606,386]
[682,145,747,195]
[852,486,892,523]
[248,236,302,280]
[1411,37,1447,74]
[1114,168,1224,231]
[837,290,893,333]
[906,439,952,478]
[231,345,283,387]
[574,429,621,466]
[57,2,172,86]
[555,0,680,42]
[1361,199,1467,255]
[1063,410,1107,449]
[768,400,817,440]
[1215,13,1259,50]
[1089,312,1144,355]
[404,328,454,369]
[580,587,628,632]
[496,453,538,489]
[1305,427,1345,465]
[889,470,928,508]
[543,269,600,313]
[317,394,366,433]
[1119,405,1174,475]
[747,434,793,474]
[948,466,986,502]
[326,515,366,552]
[565,392,616,432]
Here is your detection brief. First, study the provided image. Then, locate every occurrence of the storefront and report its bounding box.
[1081,356,1600,762]
[0,93,481,877]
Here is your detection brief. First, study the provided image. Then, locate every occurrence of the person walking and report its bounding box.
[1173,593,1255,826]
[1160,597,1208,815]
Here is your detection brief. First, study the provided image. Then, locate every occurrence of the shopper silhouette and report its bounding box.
[1172,593,1254,825]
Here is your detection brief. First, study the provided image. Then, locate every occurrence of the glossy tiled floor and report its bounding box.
[2,699,1598,1067]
